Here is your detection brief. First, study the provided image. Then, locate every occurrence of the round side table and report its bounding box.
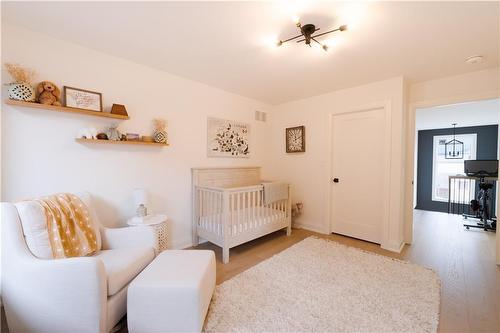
[127,214,168,252]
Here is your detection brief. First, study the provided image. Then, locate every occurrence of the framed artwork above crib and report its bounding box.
[207,117,250,158]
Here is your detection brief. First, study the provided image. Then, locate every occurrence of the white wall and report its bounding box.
[409,68,500,105]
[263,77,407,252]
[1,24,271,249]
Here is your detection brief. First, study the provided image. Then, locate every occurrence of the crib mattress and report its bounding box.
[199,206,286,235]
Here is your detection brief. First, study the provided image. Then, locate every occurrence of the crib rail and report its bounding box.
[195,185,289,238]
[194,183,291,263]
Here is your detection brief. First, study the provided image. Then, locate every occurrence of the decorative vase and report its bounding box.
[154,130,167,144]
[8,82,35,102]
[107,126,121,141]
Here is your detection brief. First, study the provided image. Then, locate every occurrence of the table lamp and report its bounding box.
[133,188,148,217]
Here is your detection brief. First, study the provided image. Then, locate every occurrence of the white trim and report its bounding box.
[327,100,393,250]
[381,240,405,253]
[293,222,329,234]
[404,90,500,264]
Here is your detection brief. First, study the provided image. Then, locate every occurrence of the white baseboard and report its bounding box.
[171,238,194,250]
[381,240,405,253]
[173,238,209,250]
[292,222,329,234]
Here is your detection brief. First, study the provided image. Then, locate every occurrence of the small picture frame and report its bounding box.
[64,86,103,112]
[286,126,305,153]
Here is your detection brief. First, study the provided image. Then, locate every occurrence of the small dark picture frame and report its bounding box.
[64,86,103,112]
[286,126,305,153]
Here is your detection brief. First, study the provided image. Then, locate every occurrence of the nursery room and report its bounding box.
[1,1,499,333]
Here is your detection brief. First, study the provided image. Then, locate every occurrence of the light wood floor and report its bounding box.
[3,210,499,333]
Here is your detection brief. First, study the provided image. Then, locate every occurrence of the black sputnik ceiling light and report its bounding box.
[445,123,464,159]
[277,20,347,51]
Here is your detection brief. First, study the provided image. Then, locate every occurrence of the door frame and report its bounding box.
[404,90,500,263]
[327,101,393,247]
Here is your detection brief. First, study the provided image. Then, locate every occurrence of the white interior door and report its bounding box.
[330,107,390,244]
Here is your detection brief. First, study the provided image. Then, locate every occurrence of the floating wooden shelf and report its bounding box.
[75,138,168,147]
[5,99,129,120]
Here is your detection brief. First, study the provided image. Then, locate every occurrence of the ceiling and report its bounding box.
[3,1,499,105]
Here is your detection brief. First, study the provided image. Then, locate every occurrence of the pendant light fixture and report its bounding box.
[445,123,464,159]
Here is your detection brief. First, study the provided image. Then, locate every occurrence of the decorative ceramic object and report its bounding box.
[4,63,36,102]
[111,104,128,117]
[96,133,108,140]
[126,133,140,141]
[8,83,35,101]
[153,118,168,144]
[107,125,121,141]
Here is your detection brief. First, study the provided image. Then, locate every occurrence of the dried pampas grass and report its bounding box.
[153,118,167,131]
[4,63,36,84]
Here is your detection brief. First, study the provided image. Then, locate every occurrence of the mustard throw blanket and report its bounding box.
[36,193,98,259]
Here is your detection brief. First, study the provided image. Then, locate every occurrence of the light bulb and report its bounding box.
[292,15,300,24]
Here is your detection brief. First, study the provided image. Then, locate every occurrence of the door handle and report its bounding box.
[332,178,339,183]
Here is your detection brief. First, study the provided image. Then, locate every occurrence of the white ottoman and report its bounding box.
[127,250,216,333]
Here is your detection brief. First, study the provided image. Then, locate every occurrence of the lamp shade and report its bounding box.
[133,188,148,206]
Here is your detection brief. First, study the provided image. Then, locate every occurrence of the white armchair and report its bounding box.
[1,193,158,333]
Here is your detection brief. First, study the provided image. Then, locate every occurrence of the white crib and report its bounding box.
[192,167,291,263]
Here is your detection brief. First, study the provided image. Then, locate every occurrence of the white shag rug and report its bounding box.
[205,237,440,333]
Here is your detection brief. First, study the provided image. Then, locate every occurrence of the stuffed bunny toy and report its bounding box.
[37,81,61,106]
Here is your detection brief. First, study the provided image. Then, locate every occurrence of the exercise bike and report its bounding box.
[463,179,497,232]
[462,160,498,232]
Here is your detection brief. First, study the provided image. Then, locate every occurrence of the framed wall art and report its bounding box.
[207,117,250,158]
[286,125,305,153]
[64,86,103,112]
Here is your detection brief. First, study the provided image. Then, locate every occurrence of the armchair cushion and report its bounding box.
[94,247,155,296]
[14,200,53,259]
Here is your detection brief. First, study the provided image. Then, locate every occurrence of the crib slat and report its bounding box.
[206,191,210,230]
[213,191,217,234]
[251,191,255,229]
[201,190,205,229]
[235,192,239,235]
[211,191,216,233]
[209,191,212,232]
[197,189,201,228]
[214,191,217,235]
[214,191,218,234]
[228,193,232,236]
[215,192,218,235]
[207,191,213,230]
[217,192,220,234]
[220,192,224,236]
[257,190,263,226]
[246,191,250,230]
